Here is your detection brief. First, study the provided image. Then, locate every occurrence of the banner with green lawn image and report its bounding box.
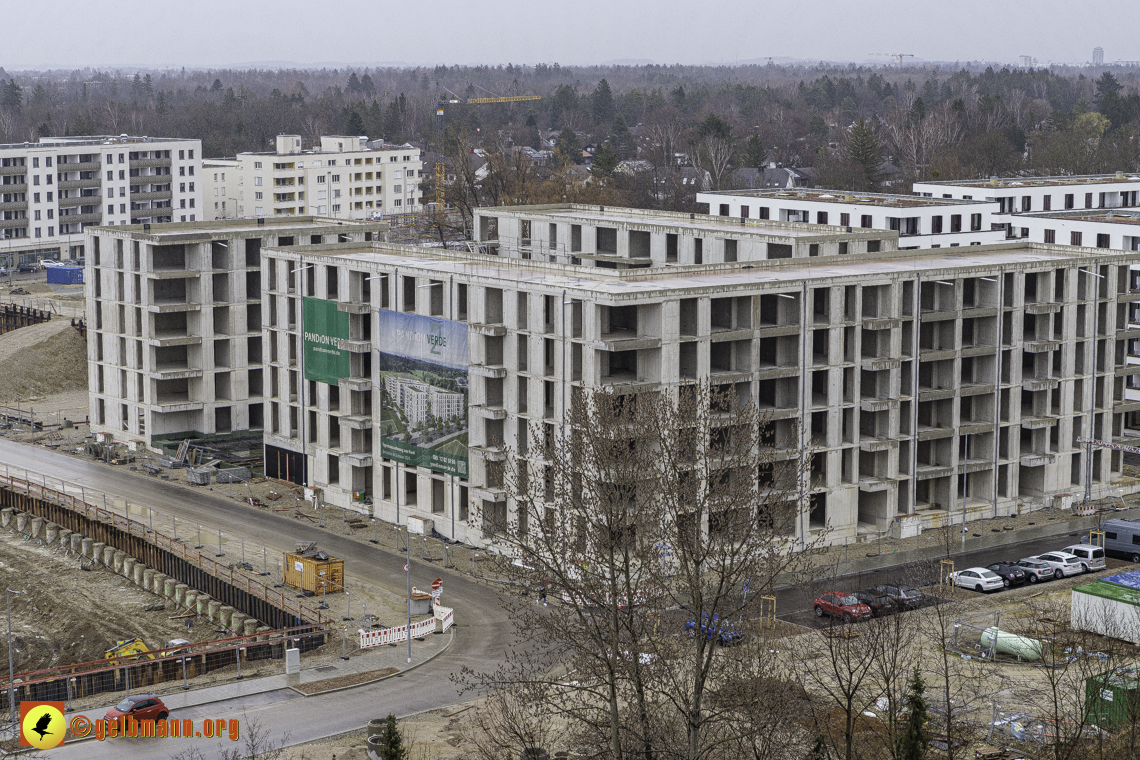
[377,310,469,478]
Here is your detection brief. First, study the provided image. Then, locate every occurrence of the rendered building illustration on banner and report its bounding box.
[377,310,469,477]
[302,297,350,384]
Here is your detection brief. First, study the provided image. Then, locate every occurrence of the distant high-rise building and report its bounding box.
[1094,46,1105,66]
[1018,55,1037,68]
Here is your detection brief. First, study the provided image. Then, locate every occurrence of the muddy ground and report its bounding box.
[0,528,206,674]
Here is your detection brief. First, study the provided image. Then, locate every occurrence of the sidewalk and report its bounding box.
[65,629,453,734]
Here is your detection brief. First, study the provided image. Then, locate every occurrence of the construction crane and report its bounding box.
[870,53,915,68]
[762,56,790,65]
[433,92,543,209]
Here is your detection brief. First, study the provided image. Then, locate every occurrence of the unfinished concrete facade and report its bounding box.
[84,216,386,450]
[472,204,899,267]
[261,226,1140,551]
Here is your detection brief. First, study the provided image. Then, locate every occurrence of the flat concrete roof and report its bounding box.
[702,189,993,209]
[918,174,1140,189]
[478,203,888,239]
[1022,210,1140,226]
[89,216,384,240]
[273,240,1140,298]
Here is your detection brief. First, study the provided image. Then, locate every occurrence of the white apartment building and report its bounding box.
[697,189,1003,249]
[203,159,241,221]
[84,216,386,452]
[0,135,202,267]
[913,173,1140,239]
[208,135,423,222]
[255,204,1140,552]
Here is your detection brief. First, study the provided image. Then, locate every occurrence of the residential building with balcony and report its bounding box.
[260,207,1140,552]
[913,173,1140,238]
[220,135,423,221]
[696,188,1003,249]
[0,134,202,267]
[84,216,386,452]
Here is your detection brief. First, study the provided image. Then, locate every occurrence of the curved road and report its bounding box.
[0,439,512,758]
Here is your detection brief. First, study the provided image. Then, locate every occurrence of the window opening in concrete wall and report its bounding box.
[767,242,792,259]
[724,239,738,262]
[666,233,678,262]
[694,237,703,264]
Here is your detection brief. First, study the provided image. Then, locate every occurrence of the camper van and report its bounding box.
[1098,519,1140,563]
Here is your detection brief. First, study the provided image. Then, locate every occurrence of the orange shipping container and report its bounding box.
[283,551,345,594]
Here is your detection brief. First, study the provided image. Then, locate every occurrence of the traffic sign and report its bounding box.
[431,578,442,591]
[403,563,409,573]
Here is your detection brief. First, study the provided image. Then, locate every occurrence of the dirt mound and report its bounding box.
[0,320,87,402]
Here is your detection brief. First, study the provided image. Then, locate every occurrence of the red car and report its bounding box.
[104,694,169,723]
[813,591,873,624]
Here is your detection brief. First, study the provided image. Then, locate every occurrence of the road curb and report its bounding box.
[286,628,455,697]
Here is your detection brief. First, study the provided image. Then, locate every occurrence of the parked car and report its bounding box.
[16,263,37,273]
[1016,559,1054,584]
[0,267,9,276]
[986,562,1029,588]
[1025,552,1084,580]
[868,584,925,611]
[105,694,168,722]
[949,567,1004,593]
[1061,544,1106,573]
[855,588,897,617]
[813,592,873,623]
[685,613,743,646]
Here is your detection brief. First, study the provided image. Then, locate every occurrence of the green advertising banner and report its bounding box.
[303,297,350,384]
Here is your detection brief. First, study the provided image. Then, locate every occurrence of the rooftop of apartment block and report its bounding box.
[918,172,1140,189]
[1022,209,1140,226]
[90,216,385,242]
[701,188,994,209]
[0,135,195,151]
[236,134,420,159]
[478,203,891,240]
[270,239,1138,298]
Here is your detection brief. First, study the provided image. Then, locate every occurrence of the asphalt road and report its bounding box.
[0,439,513,758]
[773,526,1103,629]
[0,437,1112,757]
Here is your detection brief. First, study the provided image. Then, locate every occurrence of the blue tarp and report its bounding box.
[45,267,83,285]
[1102,570,1140,591]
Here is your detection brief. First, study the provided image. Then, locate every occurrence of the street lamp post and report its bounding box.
[7,588,23,735]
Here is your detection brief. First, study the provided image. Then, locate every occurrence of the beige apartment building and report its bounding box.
[201,135,423,222]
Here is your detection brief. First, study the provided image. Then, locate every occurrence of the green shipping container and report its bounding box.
[1085,667,1140,730]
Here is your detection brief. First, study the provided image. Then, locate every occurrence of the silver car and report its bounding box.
[1025,552,1084,580]
[1061,544,1106,573]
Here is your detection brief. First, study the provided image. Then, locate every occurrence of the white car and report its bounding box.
[949,567,1005,593]
[1025,552,1084,580]
[1061,544,1106,573]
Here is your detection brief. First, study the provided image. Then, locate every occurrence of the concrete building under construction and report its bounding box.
[251,204,1140,550]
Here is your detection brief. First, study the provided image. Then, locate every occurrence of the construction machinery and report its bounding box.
[432,92,542,209]
[104,636,154,662]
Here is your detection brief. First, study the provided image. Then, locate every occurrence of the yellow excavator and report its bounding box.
[104,636,154,662]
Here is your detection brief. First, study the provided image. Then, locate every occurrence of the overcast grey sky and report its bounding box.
[6,0,1138,70]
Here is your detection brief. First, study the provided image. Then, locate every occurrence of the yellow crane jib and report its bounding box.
[466,95,542,104]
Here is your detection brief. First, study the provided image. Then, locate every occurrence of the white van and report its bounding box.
[1062,544,1106,572]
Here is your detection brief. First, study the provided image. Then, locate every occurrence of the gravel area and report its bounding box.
[292,667,399,694]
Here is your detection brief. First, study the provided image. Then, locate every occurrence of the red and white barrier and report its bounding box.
[435,605,454,632]
[359,609,454,649]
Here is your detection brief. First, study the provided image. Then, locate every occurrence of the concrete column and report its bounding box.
[142,568,156,592]
[0,508,13,528]
[44,523,59,544]
[15,513,28,533]
[218,606,235,629]
[173,583,188,607]
[207,600,222,622]
[111,550,126,573]
[163,578,178,598]
[196,596,210,617]
[57,528,72,548]
[230,613,247,632]
[183,590,198,611]
[242,618,259,636]
[69,533,83,553]
[122,557,138,580]
[101,546,115,567]
[131,563,145,586]
[81,537,94,557]
[151,573,168,596]
[90,541,106,561]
